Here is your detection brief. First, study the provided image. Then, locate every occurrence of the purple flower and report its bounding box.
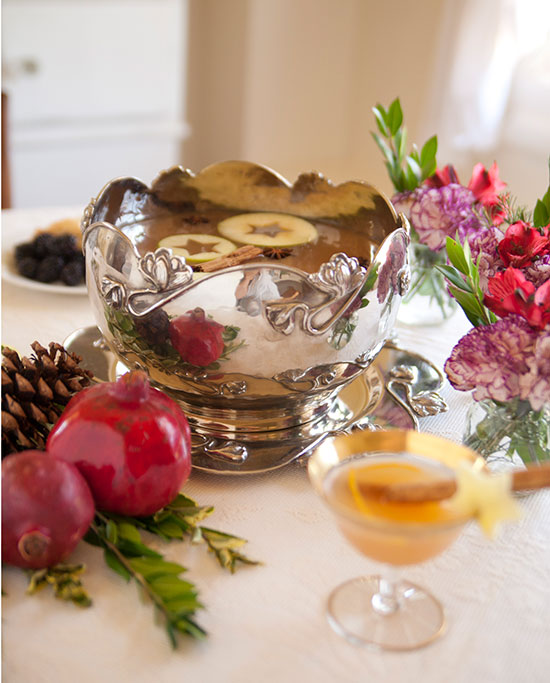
[524,254,550,289]
[520,329,550,410]
[468,225,504,291]
[391,190,417,219]
[409,184,482,251]
[445,315,536,403]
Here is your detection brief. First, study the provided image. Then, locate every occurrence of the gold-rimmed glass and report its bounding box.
[308,430,484,651]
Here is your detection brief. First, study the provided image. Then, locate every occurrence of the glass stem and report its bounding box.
[371,575,400,616]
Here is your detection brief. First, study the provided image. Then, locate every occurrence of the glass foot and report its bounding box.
[327,575,445,651]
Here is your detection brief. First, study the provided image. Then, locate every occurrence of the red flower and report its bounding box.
[498,221,550,267]
[484,267,550,329]
[425,164,460,188]
[468,162,506,208]
[484,267,534,318]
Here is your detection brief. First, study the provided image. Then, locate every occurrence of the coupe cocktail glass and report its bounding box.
[308,430,483,651]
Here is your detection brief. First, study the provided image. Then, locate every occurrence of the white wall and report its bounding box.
[182,0,550,207]
[183,0,446,198]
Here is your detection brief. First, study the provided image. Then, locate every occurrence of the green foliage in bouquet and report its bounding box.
[533,175,550,228]
[372,98,437,193]
[437,237,497,328]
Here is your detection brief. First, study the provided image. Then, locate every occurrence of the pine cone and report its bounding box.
[2,342,93,457]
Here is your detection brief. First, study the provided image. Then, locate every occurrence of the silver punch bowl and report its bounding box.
[81,161,410,470]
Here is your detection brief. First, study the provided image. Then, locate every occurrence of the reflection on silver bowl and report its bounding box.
[64,327,448,475]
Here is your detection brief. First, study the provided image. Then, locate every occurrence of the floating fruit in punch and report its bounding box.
[158,233,237,264]
[169,307,225,367]
[46,371,192,516]
[2,450,95,569]
[217,212,318,248]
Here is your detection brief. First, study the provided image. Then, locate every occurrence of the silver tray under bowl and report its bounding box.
[64,327,447,475]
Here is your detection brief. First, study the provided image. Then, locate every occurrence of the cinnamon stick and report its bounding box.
[358,478,457,503]
[358,463,550,503]
[199,245,263,273]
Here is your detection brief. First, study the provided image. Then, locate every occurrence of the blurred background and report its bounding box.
[2,0,550,209]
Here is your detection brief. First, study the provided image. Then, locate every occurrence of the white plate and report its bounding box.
[1,209,88,296]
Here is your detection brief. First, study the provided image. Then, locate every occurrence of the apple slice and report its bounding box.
[158,233,237,264]
[217,212,317,248]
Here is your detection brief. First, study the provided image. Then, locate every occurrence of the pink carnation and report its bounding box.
[520,330,550,410]
[524,254,550,289]
[468,226,504,292]
[391,190,417,220]
[445,316,537,403]
[409,184,482,251]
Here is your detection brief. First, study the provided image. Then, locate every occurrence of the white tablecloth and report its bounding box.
[2,207,549,683]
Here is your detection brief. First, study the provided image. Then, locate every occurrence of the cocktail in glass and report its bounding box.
[308,430,485,650]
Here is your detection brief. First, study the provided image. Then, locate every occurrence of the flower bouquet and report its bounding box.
[372,98,506,325]
[439,178,550,464]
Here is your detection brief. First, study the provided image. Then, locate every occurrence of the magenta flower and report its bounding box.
[409,184,482,251]
[445,316,537,403]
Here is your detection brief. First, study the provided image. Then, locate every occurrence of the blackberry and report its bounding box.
[33,233,59,258]
[35,255,64,283]
[17,256,38,279]
[14,242,37,262]
[54,234,80,258]
[60,259,85,286]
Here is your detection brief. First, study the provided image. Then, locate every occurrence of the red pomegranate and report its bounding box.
[2,450,95,569]
[47,371,192,516]
[169,307,225,366]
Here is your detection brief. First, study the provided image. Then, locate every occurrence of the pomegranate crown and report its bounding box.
[112,370,151,404]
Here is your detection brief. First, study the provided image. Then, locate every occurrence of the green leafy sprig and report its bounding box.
[372,98,438,193]
[129,493,259,574]
[80,494,258,648]
[85,510,207,646]
[436,236,497,328]
[26,564,92,607]
[23,493,259,648]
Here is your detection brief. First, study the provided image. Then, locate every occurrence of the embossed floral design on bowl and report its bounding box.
[82,161,410,439]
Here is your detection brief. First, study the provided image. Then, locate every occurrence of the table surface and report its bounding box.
[2,207,549,683]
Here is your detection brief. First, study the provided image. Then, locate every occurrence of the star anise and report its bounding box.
[263,247,292,260]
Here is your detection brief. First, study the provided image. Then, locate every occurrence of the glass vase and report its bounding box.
[463,397,550,466]
[397,242,457,326]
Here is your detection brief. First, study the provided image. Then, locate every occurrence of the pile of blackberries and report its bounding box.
[14,233,85,287]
